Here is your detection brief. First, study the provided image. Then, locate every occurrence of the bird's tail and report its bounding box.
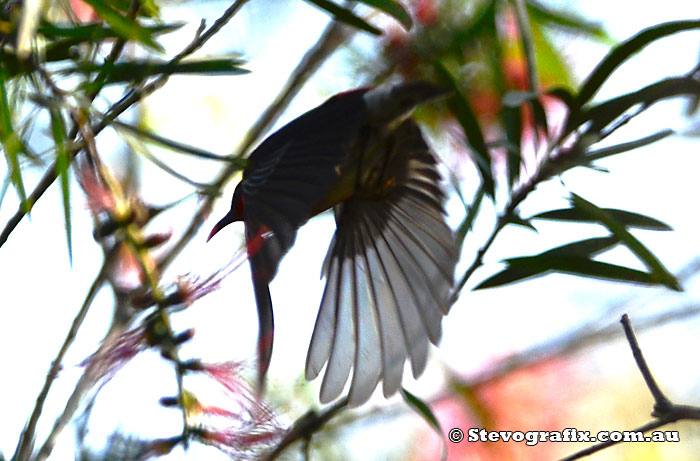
[251,267,274,396]
[246,225,276,397]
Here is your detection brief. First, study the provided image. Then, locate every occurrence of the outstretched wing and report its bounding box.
[305,120,458,406]
[240,90,369,283]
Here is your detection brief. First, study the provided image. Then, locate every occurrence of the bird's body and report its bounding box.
[209,81,458,406]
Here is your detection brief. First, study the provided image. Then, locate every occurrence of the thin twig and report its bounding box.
[263,397,349,461]
[34,313,132,461]
[15,252,114,461]
[620,314,671,408]
[561,314,700,461]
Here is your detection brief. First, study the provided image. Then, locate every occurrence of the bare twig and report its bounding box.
[561,314,700,461]
[263,397,349,461]
[15,251,114,461]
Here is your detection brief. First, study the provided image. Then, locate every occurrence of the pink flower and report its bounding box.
[174,244,249,305]
[81,325,148,383]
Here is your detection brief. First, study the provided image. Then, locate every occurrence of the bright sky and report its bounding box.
[1,1,700,459]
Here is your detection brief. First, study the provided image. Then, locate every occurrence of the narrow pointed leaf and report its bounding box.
[65,58,249,84]
[585,129,674,163]
[455,185,484,248]
[81,0,163,51]
[50,107,72,265]
[475,236,621,289]
[356,0,412,30]
[577,19,700,106]
[570,194,681,290]
[402,389,446,461]
[434,61,494,197]
[0,73,29,212]
[304,0,382,35]
[532,206,672,231]
[509,214,537,231]
[476,256,660,289]
[502,91,539,108]
[38,22,182,40]
[113,120,246,165]
[526,0,610,42]
[542,236,620,257]
[579,77,700,135]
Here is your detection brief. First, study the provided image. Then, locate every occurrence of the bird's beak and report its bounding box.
[207,211,235,242]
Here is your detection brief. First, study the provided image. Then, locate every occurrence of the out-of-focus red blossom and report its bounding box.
[114,244,144,290]
[411,359,580,460]
[385,27,421,78]
[70,0,99,22]
[78,165,117,214]
[503,55,528,91]
[414,0,438,26]
[469,89,502,124]
[81,325,148,382]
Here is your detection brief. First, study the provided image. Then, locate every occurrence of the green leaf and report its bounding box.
[304,0,382,35]
[0,72,29,212]
[38,22,181,40]
[434,61,494,198]
[476,254,661,289]
[455,186,484,248]
[532,207,672,231]
[355,0,412,30]
[502,91,539,108]
[584,129,674,163]
[113,120,246,166]
[401,389,446,461]
[81,0,163,51]
[577,77,700,135]
[66,58,249,84]
[542,236,621,257]
[475,236,621,288]
[50,107,72,265]
[577,19,700,106]
[509,214,537,231]
[502,91,549,148]
[530,18,575,91]
[570,194,681,291]
[526,0,611,42]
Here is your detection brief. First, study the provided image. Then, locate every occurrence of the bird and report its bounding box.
[208,81,458,406]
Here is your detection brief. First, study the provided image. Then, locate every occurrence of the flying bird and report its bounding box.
[208,81,458,406]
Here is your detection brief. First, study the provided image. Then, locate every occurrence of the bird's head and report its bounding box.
[207,184,244,241]
[364,80,450,128]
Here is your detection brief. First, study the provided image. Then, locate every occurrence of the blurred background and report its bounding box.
[1,0,700,459]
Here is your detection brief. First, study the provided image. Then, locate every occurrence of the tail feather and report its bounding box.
[252,270,274,395]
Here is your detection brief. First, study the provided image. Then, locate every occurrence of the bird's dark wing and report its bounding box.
[305,120,458,406]
[240,90,369,283]
[239,90,369,391]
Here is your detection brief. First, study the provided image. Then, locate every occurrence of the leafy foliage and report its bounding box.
[2,1,699,460]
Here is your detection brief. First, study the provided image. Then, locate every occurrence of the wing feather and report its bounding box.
[308,120,457,406]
